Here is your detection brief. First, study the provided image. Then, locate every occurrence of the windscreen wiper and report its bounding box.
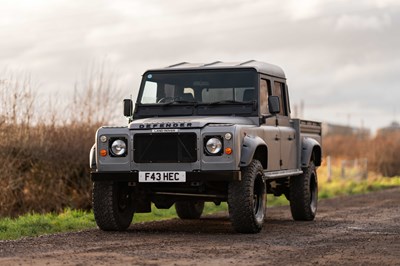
[162,100,197,106]
[207,100,249,105]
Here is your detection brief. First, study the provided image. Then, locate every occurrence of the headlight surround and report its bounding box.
[205,137,223,155]
[110,138,127,157]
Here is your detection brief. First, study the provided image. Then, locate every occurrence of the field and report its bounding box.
[1,69,399,240]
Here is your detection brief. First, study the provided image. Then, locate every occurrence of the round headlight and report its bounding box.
[111,139,127,156]
[206,137,222,154]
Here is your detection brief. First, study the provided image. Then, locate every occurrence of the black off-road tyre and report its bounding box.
[228,159,266,233]
[289,161,318,221]
[92,181,135,231]
[175,201,205,219]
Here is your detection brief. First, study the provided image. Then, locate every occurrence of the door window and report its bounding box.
[272,81,287,116]
[260,79,271,114]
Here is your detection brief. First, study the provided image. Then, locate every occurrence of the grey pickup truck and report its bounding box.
[90,60,322,233]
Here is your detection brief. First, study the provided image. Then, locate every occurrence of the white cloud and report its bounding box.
[285,0,320,20]
[335,14,391,31]
[372,0,400,8]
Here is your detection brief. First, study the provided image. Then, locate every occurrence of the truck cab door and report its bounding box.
[260,79,281,171]
[262,117,281,171]
[273,82,297,170]
[277,117,297,170]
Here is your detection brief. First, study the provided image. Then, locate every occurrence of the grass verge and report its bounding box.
[0,203,228,240]
[0,209,95,240]
[1,175,399,241]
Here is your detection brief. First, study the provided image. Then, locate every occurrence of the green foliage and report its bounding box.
[0,209,96,240]
[267,194,290,206]
[319,176,400,199]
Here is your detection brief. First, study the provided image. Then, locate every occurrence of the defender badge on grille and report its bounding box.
[138,122,192,129]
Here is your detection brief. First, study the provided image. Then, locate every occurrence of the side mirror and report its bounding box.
[268,96,280,115]
[123,99,133,117]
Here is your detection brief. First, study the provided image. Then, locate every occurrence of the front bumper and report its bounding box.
[91,170,241,182]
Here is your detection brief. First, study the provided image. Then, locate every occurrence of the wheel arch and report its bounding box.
[301,138,322,167]
[240,135,268,169]
[89,144,97,170]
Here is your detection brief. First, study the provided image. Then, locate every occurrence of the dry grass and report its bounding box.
[0,67,120,217]
[0,123,97,216]
[323,133,400,177]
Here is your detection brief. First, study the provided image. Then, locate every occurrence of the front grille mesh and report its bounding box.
[134,133,197,163]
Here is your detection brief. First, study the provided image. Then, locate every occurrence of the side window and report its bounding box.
[140,81,158,103]
[272,81,287,116]
[260,79,270,114]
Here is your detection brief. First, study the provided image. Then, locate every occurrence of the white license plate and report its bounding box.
[139,171,186,182]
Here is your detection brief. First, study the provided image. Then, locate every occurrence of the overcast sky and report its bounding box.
[1,0,399,132]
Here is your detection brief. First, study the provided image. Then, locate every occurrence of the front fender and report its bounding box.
[239,135,267,167]
[89,144,97,170]
[301,137,321,167]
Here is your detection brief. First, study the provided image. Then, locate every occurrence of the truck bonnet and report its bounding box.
[128,116,255,129]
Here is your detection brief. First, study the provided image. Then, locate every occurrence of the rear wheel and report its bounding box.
[289,161,318,221]
[92,181,135,231]
[175,201,204,219]
[228,159,266,233]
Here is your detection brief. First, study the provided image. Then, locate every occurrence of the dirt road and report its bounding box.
[1,187,399,265]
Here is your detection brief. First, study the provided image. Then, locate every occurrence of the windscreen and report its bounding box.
[139,70,257,104]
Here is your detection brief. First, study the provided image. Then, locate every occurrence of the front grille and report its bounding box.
[134,133,197,163]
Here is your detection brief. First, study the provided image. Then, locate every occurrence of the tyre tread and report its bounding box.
[289,162,317,221]
[92,181,133,231]
[228,160,265,233]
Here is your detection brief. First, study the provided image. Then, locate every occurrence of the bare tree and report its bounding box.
[69,61,122,126]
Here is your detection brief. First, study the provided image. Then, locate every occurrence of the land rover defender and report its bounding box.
[90,60,322,233]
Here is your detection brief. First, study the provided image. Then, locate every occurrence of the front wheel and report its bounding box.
[92,181,135,231]
[228,159,266,233]
[289,161,318,221]
[175,201,204,219]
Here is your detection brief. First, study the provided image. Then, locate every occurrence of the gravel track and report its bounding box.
[1,187,399,265]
